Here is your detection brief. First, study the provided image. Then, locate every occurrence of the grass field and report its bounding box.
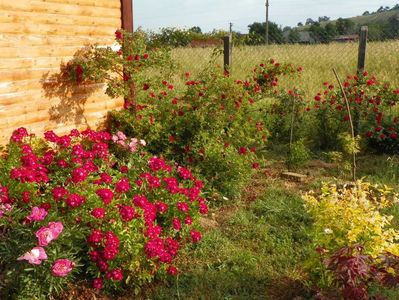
[172,40,399,98]
[144,153,399,299]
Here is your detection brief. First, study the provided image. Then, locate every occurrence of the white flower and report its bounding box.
[324,228,333,234]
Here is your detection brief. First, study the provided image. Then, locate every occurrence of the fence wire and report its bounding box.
[171,34,399,99]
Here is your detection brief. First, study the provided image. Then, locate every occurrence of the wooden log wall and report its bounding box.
[0,0,125,144]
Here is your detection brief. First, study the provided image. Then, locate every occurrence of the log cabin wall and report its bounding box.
[0,0,128,144]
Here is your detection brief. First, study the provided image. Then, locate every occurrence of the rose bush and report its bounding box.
[109,66,270,200]
[0,128,206,298]
[311,72,399,151]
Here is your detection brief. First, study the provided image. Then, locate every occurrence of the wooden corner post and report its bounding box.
[223,35,232,73]
[357,26,368,71]
[121,0,133,32]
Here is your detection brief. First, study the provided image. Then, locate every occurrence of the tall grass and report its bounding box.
[172,40,399,98]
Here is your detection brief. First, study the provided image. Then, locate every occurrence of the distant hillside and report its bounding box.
[298,9,399,31]
[336,10,398,26]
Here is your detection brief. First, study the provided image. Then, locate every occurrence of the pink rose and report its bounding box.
[17,247,47,265]
[48,221,63,239]
[51,259,74,277]
[35,222,63,246]
[26,206,48,222]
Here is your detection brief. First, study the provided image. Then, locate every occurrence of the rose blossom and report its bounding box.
[17,247,47,265]
[35,222,63,246]
[51,259,74,277]
[26,206,48,222]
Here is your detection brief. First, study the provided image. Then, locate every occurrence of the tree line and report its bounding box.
[142,4,399,47]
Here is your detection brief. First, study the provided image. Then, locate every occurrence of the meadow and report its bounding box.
[172,40,399,97]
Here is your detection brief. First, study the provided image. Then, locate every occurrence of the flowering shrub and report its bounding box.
[366,118,399,154]
[263,89,307,142]
[311,72,399,151]
[67,29,176,108]
[303,181,399,294]
[245,59,303,96]
[0,128,206,298]
[109,66,269,200]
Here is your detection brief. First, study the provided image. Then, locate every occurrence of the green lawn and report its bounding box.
[143,151,399,299]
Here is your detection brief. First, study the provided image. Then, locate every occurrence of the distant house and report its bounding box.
[333,34,359,43]
[298,31,316,44]
[282,30,316,44]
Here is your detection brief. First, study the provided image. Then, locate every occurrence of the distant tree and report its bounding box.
[336,18,355,35]
[297,22,304,27]
[387,16,399,38]
[377,6,385,13]
[367,23,387,40]
[305,18,315,25]
[362,11,370,15]
[150,27,193,47]
[392,4,399,10]
[318,16,330,22]
[309,22,331,43]
[283,26,292,32]
[189,26,202,34]
[247,21,284,44]
[325,23,338,39]
[287,29,300,43]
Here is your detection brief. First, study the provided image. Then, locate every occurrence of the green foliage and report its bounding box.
[247,21,285,44]
[148,186,313,299]
[109,64,268,200]
[287,139,311,170]
[264,89,306,142]
[311,72,399,152]
[67,29,176,103]
[287,29,300,43]
[309,22,334,43]
[335,18,356,35]
[338,132,361,155]
[303,181,399,289]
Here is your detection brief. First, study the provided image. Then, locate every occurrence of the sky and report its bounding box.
[133,0,399,33]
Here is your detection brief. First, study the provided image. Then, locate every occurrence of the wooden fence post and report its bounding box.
[354,26,368,136]
[121,0,134,32]
[223,35,232,73]
[357,26,368,71]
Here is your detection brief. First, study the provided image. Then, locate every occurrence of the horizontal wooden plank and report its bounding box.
[0,34,115,48]
[0,9,121,28]
[0,1,121,18]
[42,0,121,9]
[0,56,74,70]
[0,45,91,59]
[0,97,122,128]
[0,79,104,95]
[0,22,118,37]
[0,68,62,82]
[0,85,107,105]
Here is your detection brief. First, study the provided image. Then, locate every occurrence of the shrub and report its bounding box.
[366,118,399,154]
[311,72,399,151]
[287,139,311,170]
[316,245,399,299]
[68,30,304,200]
[263,89,307,142]
[303,181,399,293]
[109,66,267,200]
[0,128,206,298]
[67,29,176,107]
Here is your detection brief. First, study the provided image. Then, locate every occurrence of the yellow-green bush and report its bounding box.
[303,181,399,258]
